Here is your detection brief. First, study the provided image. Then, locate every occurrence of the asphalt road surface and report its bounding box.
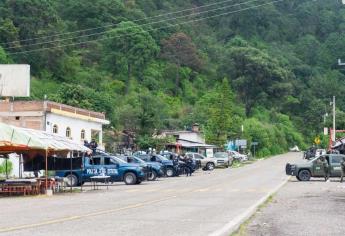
[0,152,300,236]
[246,178,345,236]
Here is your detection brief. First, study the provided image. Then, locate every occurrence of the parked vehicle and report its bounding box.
[135,153,177,177]
[185,152,218,170]
[214,152,233,167]
[286,154,345,181]
[117,155,164,181]
[55,155,146,186]
[228,150,248,162]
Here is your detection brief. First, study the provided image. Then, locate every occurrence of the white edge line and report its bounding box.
[209,176,290,236]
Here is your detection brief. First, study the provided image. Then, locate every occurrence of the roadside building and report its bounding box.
[160,124,217,156]
[0,100,110,148]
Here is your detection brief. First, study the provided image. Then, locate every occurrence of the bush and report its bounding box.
[0,159,12,175]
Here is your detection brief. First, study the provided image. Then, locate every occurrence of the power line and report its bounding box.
[8,0,285,55]
[4,0,261,50]
[1,0,243,46]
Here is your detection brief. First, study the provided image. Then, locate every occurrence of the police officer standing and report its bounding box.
[340,157,345,182]
[321,156,330,182]
[89,139,98,154]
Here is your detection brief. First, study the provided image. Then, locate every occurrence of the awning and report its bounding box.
[0,122,91,154]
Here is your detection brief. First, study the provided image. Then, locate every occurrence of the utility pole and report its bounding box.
[332,96,336,142]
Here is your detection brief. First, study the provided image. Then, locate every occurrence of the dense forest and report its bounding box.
[0,0,345,156]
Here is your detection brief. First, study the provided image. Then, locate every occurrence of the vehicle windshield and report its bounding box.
[309,156,321,163]
[156,155,169,161]
[110,156,127,164]
[214,152,228,158]
[132,156,146,164]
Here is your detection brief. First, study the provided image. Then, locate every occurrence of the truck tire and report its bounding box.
[166,167,175,177]
[65,174,78,187]
[206,162,215,171]
[124,172,137,185]
[298,170,311,181]
[148,170,157,181]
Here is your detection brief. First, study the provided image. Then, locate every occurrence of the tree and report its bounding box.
[0,47,10,63]
[221,44,293,115]
[105,21,159,94]
[203,79,234,147]
[161,32,202,95]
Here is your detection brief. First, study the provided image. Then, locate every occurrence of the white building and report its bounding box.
[0,100,110,177]
[0,100,110,148]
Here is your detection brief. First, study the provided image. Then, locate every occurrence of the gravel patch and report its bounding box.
[246,178,345,236]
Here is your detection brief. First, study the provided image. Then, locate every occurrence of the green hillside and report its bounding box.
[1,0,344,155]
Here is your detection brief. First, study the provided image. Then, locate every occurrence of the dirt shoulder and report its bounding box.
[238,178,345,236]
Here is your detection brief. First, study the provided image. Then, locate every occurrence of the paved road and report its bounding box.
[246,178,345,236]
[0,152,300,236]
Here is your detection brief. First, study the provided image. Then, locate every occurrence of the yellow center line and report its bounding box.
[0,195,177,233]
[1,164,284,233]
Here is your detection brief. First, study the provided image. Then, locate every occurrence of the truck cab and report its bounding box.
[286,154,345,181]
[135,154,176,177]
[55,155,146,186]
[117,155,164,181]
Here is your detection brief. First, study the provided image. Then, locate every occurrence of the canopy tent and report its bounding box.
[0,122,90,154]
[0,122,91,192]
[0,123,46,153]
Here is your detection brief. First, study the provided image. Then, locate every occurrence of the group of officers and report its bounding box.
[318,156,345,182]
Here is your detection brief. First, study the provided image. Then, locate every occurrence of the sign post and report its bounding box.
[251,142,259,158]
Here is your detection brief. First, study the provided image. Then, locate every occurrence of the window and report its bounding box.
[15,116,20,120]
[331,156,343,164]
[91,157,101,165]
[53,125,58,134]
[66,127,71,138]
[81,129,85,140]
[104,157,117,165]
[195,154,204,159]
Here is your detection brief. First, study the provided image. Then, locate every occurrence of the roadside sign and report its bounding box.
[235,139,247,147]
[314,137,321,145]
[251,142,259,146]
[324,127,328,135]
[206,148,214,158]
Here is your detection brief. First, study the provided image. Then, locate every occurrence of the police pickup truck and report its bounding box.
[286,154,345,181]
[135,153,176,177]
[55,155,146,186]
[117,155,164,181]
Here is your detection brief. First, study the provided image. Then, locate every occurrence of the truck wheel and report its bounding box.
[206,162,215,171]
[148,170,157,181]
[166,167,175,177]
[296,176,301,181]
[298,170,311,181]
[65,174,78,187]
[124,172,137,185]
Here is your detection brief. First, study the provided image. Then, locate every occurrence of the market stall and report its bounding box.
[0,122,91,195]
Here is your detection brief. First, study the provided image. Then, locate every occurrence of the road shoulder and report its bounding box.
[237,178,345,236]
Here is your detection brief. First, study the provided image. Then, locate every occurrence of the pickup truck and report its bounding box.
[286,154,345,181]
[135,154,176,177]
[117,155,164,181]
[55,155,146,186]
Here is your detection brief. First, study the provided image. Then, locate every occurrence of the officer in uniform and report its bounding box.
[321,156,330,181]
[340,157,345,182]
